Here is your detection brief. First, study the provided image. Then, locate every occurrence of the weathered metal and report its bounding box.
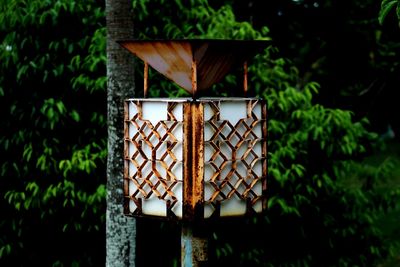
[191,58,198,97]
[181,224,208,267]
[118,40,269,95]
[123,98,267,221]
[120,39,269,267]
[143,61,148,98]
[124,100,183,218]
[183,102,204,221]
[243,61,248,96]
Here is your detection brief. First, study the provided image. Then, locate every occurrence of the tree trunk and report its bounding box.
[106,0,136,266]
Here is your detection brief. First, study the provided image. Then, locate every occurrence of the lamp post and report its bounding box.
[119,40,268,266]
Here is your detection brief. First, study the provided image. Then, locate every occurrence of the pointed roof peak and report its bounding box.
[118,39,269,95]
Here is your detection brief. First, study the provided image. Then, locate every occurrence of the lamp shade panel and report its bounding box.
[124,98,267,221]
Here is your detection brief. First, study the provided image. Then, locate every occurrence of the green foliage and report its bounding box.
[133,1,398,266]
[379,0,400,24]
[1,0,398,266]
[0,0,106,265]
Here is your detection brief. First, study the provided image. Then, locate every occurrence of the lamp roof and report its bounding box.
[118,39,269,94]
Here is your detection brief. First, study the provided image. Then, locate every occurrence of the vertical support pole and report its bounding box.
[144,61,149,98]
[182,101,207,266]
[243,61,248,96]
[191,58,198,98]
[181,224,208,267]
[183,102,204,221]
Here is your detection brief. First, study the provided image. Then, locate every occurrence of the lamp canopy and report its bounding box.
[118,39,269,94]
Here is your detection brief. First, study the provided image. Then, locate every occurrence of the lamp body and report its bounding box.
[124,98,267,221]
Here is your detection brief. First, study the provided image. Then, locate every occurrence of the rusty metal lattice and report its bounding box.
[124,100,183,218]
[203,99,267,218]
[124,98,267,220]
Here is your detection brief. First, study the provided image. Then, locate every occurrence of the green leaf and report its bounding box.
[379,0,398,24]
[70,110,80,122]
[397,2,400,19]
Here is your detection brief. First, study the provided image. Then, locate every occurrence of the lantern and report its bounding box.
[120,40,268,222]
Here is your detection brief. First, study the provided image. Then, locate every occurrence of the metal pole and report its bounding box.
[181,223,208,267]
[191,57,197,98]
[243,61,248,96]
[144,61,149,98]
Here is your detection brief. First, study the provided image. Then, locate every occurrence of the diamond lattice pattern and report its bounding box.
[203,100,266,218]
[124,101,183,218]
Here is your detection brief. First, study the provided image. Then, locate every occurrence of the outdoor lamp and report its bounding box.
[120,40,268,222]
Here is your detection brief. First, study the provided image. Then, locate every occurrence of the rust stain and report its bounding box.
[118,40,269,95]
[123,98,268,219]
[143,61,148,97]
[183,102,204,221]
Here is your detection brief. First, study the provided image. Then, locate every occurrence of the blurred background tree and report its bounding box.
[1,0,399,266]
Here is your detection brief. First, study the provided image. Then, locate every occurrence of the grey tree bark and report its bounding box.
[106,0,136,266]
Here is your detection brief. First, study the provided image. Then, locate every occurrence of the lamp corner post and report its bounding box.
[182,100,207,267]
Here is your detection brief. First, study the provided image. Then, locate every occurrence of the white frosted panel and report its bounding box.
[172,103,183,121]
[252,102,262,118]
[221,124,231,138]
[128,161,136,178]
[204,144,213,162]
[126,99,264,218]
[221,182,231,196]
[142,198,166,217]
[220,196,246,216]
[129,180,136,196]
[236,144,247,160]
[129,121,136,139]
[236,162,247,178]
[142,143,152,160]
[172,183,183,218]
[253,180,262,196]
[156,143,167,159]
[204,205,214,218]
[204,124,213,141]
[220,162,231,179]
[142,102,167,124]
[228,134,240,146]
[204,164,213,181]
[173,143,183,161]
[253,200,262,213]
[214,152,224,167]
[172,124,183,141]
[140,162,152,178]
[253,142,262,155]
[128,102,138,120]
[171,162,183,181]
[202,100,264,218]
[220,101,247,125]
[204,183,214,201]
[129,199,136,213]
[204,103,214,121]
[253,160,262,177]
[228,175,240,194]
[128,142,135,158]
[254,123,262,138]
[155,162,167,178]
